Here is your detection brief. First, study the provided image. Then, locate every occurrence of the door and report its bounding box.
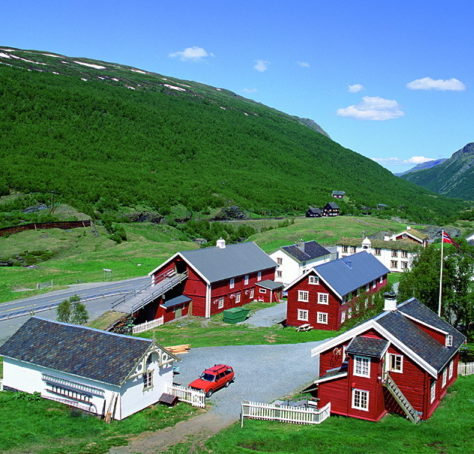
[175,307,183,318]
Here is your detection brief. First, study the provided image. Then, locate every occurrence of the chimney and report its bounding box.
[216,238,226,249]
[383,291,397,311]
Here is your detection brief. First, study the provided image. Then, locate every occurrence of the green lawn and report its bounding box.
[165,375,474,454]
[138,302,340,347]
[0,391,199,454]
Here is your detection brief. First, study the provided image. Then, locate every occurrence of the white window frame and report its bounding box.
[143,371,153,390]
[388,354,403,373]
[341,311,346,324]
[249,289,254,299]
[352,389,369,411]
[218,298,224,309]
[298,290,309,302]
[318,292,329,305]
[317,312,328,325]
[379,276,383,283]
[446,335,453,347]
[353,356,370,378]
[448,360,453,379]
[277,270,282,278]
[257,271,262,281]
[244,274,249,285]
[277,257,282,265]
[347,307,352,319]
[259,288,267,294]
[372,280,376,289]
[430,381,436,403]
[391,260,398,269]
[309,275,319,285]
[229,278,235,289]
[297,309,309,321]
[235,293,241,303]
[442,368,447,387]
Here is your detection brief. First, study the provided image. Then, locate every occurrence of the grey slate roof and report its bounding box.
[307,207,323,215]
[376,299,465,372]
[255,280,284,290]
[314,251,389,298]
[0,318,153,386]
[162,295,191,309]
[347,336,388,358]
[180,242,276,283]
[282,241,331,263]
[325,202,340,209]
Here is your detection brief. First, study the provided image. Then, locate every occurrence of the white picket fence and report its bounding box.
[240,401,331,427]
[168,384,206,408]
[132,317,164,334]
[0,379,3,391]
[458,362,474,376]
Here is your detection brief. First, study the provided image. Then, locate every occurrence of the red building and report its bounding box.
[310,296,466,422]
[285,251,389,330]
[141,239,277,323]
[255,280,284,303]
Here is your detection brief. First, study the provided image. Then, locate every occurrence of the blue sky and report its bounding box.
[2,0,472,172]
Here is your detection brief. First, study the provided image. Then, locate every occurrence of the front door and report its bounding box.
[175,307,183,318]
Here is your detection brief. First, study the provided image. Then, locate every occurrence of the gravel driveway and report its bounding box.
[242,301,287,327]
[174,340,325,421]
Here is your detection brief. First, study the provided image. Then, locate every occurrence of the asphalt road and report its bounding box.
[0,276,149,344]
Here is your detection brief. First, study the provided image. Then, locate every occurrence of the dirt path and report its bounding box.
[109,411,235,454]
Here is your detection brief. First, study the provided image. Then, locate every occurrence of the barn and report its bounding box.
[285,251,389,330]
[310,296,465,422]
[143,239,277,321]
[0,318,177,420]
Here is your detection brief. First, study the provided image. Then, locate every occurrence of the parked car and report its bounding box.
[188,364,234,397]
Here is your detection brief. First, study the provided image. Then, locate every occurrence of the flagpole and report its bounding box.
[438,230,444,317]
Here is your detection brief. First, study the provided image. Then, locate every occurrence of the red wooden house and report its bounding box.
[285,251,389,330]
[391,226,429,247]
[140,239,277,323]
[255,280,284,303]
[310,296,465,422]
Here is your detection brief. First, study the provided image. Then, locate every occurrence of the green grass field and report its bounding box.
[0,391,199,454]
[165,375,474,454]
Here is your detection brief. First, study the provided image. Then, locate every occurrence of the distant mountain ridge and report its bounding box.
[401,143,474,200]
[395,158,447,176]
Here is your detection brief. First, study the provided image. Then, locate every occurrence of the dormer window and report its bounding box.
[353,356,370,377]
[309,275,319,285]
[446,335,453,347]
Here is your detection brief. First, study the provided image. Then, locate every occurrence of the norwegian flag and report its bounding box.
[442,230,459,248]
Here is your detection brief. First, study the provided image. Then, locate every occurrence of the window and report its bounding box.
[364,298,369,309]
[401,261,408,270]
[430,381,436,403]
[229,278,235,289]
[374,248,381,256]
[401,250,408,258]
[143,371,153,390]
[218,298,224,309]
[341,311,346,323]
[309,275,319,285]
[392,250,398,258]
[343,245,348,253]
[259,288,267,294]
[244,274,249,285]
[448,360,453,379]
[318,293,329,304]
[391,260,398,269]
[257,271,262,281]
[317,312,328,324]
[298,290,309,302]
[350,246,357,253]
[47,385,91,402]
[354,356,370,377]
[442,368,447,387]
[366,284,370,291]
[277,258,282,265]
[297,309,309,321]
[372,280,376,288]
[277,271,282,278]
[446,335,453,347]
[235,293,241,303]
[352,389,369,411]
[389,354,403,373]
[347,307,352,319]
[249,289,254,299]
[379,276,384,283]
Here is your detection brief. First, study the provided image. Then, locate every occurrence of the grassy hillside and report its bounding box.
[0,46,467,223]
[402,143,474,200]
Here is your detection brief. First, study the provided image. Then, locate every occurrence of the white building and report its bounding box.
[337,237,419,273]
[270,240,333,286]
[0,317,177,420]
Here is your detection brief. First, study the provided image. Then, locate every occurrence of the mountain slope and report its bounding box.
[0,46,466,221]
[396,158,446,176]
[401,143,474,200]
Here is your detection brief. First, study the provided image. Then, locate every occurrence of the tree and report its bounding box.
[56,299,71,322]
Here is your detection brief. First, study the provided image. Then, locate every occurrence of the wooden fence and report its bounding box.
[0,220,91,237]
[132,317,164,334]
[458,362,474,376]
[168,384,206,408]
[240,401,331,427]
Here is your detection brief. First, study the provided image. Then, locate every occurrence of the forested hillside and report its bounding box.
[0,47,467,223]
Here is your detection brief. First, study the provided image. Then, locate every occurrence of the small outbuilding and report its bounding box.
[306,207,323,217]
[331,191,345,199]
[323,202,340,217]
[255,280,284,303]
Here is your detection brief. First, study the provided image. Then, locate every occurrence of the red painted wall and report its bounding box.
[407,319,446,345]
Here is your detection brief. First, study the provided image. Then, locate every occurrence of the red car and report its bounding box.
[188,364,235,397]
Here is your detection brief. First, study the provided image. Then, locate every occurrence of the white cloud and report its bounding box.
[348,83,364,93]
[254,59,269,72]
[242,88,258,93]
[371,156,436,166]
[337,96,404,121]
[169,46,213,61]
[297,61,310,68]
[406,77,466,91]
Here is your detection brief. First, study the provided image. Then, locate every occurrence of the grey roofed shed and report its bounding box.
[179,242,277,284]
[161,295,192,309]
[255,280,284,290]
[314,251,389,298]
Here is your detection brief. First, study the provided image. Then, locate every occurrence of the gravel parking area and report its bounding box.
[243,301,287,327]
[174,340,325,420]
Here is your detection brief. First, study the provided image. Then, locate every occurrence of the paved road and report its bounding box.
[0,276,149,344]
